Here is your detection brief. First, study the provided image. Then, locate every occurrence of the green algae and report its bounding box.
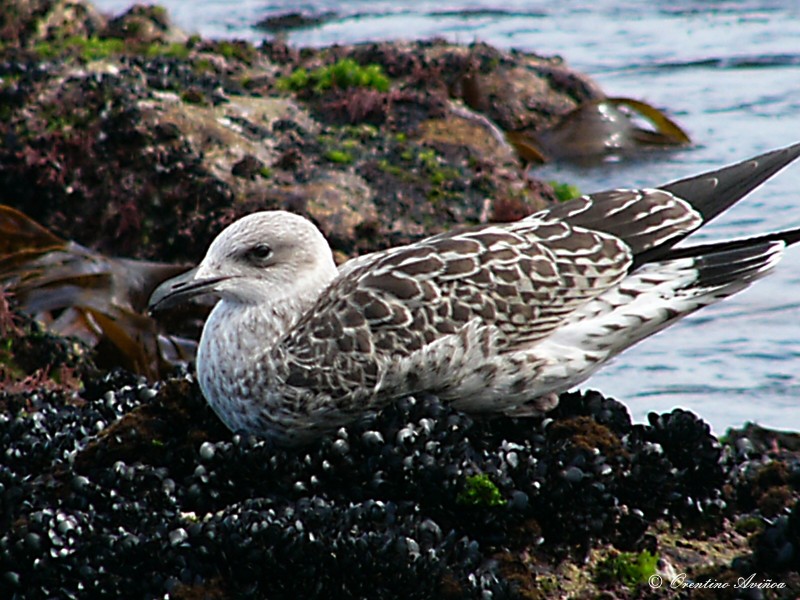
[457,474,505,507]
[594,550,659,587]
[278,58,391,94]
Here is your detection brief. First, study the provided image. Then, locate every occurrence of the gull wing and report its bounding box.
[272,210,641,400]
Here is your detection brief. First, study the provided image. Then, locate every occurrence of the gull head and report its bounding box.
[148,211,338,312]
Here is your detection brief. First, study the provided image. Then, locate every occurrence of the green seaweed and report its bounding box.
[278,58,390,94]
[34,36,125,60]
[144,42,190,60]
[377,159,405,177]
[32,35,193,61]
[549,180,581,202]
[457,474,505,507]
[418,148,459,189]
[324,149,353,164]
[594,550,658,587]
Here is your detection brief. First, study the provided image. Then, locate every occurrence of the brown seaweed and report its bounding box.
[0,205,204,379]
[508,97,691,164]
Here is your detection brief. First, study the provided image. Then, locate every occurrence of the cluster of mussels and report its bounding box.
[0,366,794,598]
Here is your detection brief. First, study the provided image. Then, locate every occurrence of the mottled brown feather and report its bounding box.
[275,215,633,399]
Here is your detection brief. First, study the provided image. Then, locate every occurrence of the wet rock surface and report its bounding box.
[1,1,798,597]
[0,1,686,262]
[0,0,585,266]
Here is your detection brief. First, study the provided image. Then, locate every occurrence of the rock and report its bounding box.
[103,4,187,45]
[254,10,338,33]
[0,0,633,269]
[0,0,106,48]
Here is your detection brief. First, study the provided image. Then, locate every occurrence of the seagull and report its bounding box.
[150,143,800,445]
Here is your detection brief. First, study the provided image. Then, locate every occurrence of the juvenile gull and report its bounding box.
[150,143,800,445]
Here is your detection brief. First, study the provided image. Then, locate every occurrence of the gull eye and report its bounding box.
[246,243,273,263]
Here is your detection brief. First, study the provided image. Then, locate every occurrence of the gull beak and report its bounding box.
[147,266,229,314]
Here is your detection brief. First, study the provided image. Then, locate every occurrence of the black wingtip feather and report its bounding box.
[662,142,800,224]
[629,142,800,268]
[690,241,783,289]
[661,227,800,263]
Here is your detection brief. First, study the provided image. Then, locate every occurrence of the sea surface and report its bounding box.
[95,0,800,433]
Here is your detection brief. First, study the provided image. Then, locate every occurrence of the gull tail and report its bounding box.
[529,234,791,395]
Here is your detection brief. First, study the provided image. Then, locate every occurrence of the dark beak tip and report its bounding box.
[145,265,204,314]
[145,267,229,314]
[146,293,172,315]
[146,299,165,316]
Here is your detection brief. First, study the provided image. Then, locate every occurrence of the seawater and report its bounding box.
[93,0,800,433]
